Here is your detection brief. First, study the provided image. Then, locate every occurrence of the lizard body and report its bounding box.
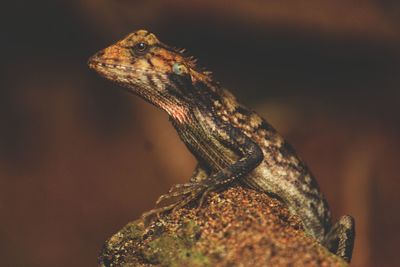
[88,30,355,262]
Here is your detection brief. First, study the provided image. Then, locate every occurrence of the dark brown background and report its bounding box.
[1,1,399,266]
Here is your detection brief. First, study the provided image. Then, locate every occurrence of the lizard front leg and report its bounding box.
[141,164,210,220]
[142,125,264,219]
[154,163,210,206]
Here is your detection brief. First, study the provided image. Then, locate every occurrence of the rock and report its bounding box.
[98,186,348,267]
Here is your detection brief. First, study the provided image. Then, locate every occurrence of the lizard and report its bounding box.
[88,30,355,262]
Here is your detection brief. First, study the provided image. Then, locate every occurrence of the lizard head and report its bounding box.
[88,30,213,123]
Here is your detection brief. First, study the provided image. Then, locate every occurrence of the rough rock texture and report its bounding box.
[98,186,348,267]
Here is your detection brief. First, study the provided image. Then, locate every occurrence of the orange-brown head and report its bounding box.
[88,30,213,122]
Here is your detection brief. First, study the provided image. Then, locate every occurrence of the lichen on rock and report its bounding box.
[98,186,348,267]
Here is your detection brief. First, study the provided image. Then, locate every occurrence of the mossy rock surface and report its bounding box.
[98,186,348,267]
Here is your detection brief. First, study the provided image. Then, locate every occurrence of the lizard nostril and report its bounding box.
[88,50,107,68]
[87,57,95,68]
[88,55,99,68]
[95,50,105,57]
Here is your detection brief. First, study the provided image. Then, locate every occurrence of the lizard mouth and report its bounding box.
[87,56,112,71]
[90,61,131,71]
[87,52,103,69]
[87,56,135,79]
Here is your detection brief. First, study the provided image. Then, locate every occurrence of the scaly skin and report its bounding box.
[88,30,355,262]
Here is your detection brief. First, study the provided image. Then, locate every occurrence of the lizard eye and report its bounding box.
[132,42,149,55]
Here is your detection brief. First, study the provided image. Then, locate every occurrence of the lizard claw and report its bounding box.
[171,187,204,213]
[141,202,179,224]
[198,186,215,208]
[142,181,210,224]
[155,182,199,205]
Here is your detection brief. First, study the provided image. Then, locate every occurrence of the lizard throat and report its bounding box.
[160,102,190,124]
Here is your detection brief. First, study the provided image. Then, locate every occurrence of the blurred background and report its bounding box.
[1,1,399,266]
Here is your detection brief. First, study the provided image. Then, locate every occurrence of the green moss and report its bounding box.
[142,220,211,267]
[124,220,145,239]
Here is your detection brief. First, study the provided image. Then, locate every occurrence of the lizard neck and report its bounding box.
[163,102,191,124]
[120,82,192,124]
[160,76,223,125]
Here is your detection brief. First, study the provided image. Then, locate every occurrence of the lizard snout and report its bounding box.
[87,50,106,69]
